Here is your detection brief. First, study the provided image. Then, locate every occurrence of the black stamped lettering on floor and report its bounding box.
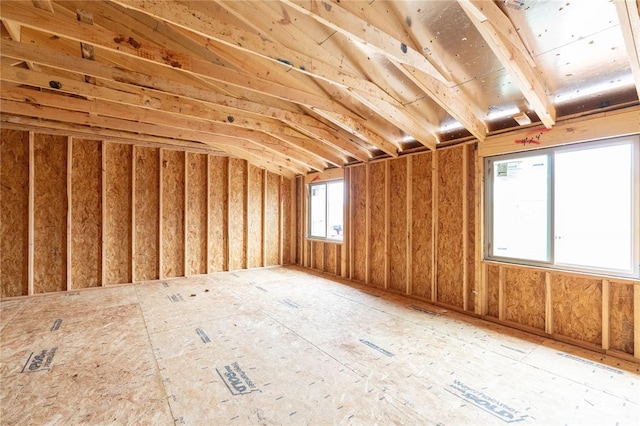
[216,362,261,396]
[21,347,58,373]
[446,380,529,423]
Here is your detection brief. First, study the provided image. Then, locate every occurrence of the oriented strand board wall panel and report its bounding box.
[351,165,367,282]
[609,282,634,354]
[487,264,500,318]
[312,241,324,271]
[247,165,263,268]
[466,144,476,311]
[411,152,432,299]
[282,177,292,265]
[33,134,67,294]
[135,147,159,281]
[504,267,545,330]
[325,243,337,275]
[389,157,407,292]
[208,156,227,272]
[0,129,29,297]
[71,139,102,289]
[162,150,185,278]
[369,161,386,288]
[553,275,602,345]
[228,158,246,271]
[265,172,280,266]
[187,153,207,275]
[436,146,464,308]
[105,143,132,285]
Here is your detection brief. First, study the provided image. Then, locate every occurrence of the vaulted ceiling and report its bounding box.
[2,0,639,177]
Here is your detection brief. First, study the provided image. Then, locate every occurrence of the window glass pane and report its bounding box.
[555,143,633,272]
[326,181,343,240]
[309,184,326,237]
[492,155,550,261]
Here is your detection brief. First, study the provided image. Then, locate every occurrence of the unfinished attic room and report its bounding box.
[2,0,640,424]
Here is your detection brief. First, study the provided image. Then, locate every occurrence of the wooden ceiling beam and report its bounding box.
[616,0,640,99]
[0,98,304,176]
[458,0,556,129]
[0,38,347,167]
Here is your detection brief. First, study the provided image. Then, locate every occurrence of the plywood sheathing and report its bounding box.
[436,146,464,308]
[369,161,386,288]
[388,157,408,293]
[105,142,132,285]
[1,268,638,424]
[553,275,603,346]
[33,134,67,294]
[228,158,247,271]
[247,165,264,268]
[0,129,29,297]
[186,153,207,276]
[504,268,546,331]
[71,139,102,289]
[410,152,433,300]
[350,165,367,283]
[609,282,635,354]
[487,264,500,318]
[325,243,337,275]
[161,150,185,278]
[281,177,293,265]
[265,173,281,266]
[466,144,476,312]
[208,156,228,272]
[134,147,160,282]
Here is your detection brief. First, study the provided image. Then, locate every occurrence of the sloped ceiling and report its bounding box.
[1,0,639,177]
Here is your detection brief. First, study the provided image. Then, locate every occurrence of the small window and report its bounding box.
[308,180,343,241]
[486,136,639,278]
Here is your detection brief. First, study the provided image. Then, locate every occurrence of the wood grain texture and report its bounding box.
[0,129,29,297]
[33,134,67,294]
[369,161,385,288]
[208,156,227,272]
[436,146,464,308]
[325,243,338,275]
[265,172,280,266]
[105,142,132,285]
[312,241,324,271]
[186,153,207,275]
[135,147,159,281]
[282,177,292,265]
[162,150,185,278]
[410,152,432,300]
[228,158,246,270]
[388,157,407,292]
[71,139,102,288]
[553,275,602,345]
[487,264,500,318]
[609,282,634,354]
[504,267,545,330]
[466,144,476,312]
[350,165,367,283]
[247,165,263,268]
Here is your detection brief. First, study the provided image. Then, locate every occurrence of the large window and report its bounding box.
[486,136,639,278]
[308,180,344,241]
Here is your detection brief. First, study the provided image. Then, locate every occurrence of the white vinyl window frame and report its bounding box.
[307,179,344,242]
[485,135,640,279]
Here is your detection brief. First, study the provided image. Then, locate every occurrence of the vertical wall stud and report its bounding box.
[262,169,267,267]
[365,163,371,285]
[224,157,231,271]
[184,152,189,277]
[475,154,485,315]
[341,167,349,278]
[431,151,438,301]
[348,167,354,280]
[384,160,390,290]
[302,178,308,268]
[545,272,553,334]
[290,176,296,265]
[462,145,469,311]
[28,132,35,296]
[66,136,73,291]
[244,160,249,269]
[101,140,107,287]
[406,156,413,295]
[498,265,505,321]
[206,155,211,274]
[279,175,284,265]
[131,145,136,283]
[602,279,610,351]
[634,285,640,359]
[158,148,164,279]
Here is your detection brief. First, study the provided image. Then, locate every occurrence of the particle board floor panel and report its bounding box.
[1,267,638,425]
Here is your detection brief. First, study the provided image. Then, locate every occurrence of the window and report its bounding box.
[486,136,639,278]
[308,180,343,241]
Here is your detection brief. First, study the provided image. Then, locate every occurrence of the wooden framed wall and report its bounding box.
[0,128,291,296]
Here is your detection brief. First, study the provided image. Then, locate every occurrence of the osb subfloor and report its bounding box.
[1,267,638,425]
